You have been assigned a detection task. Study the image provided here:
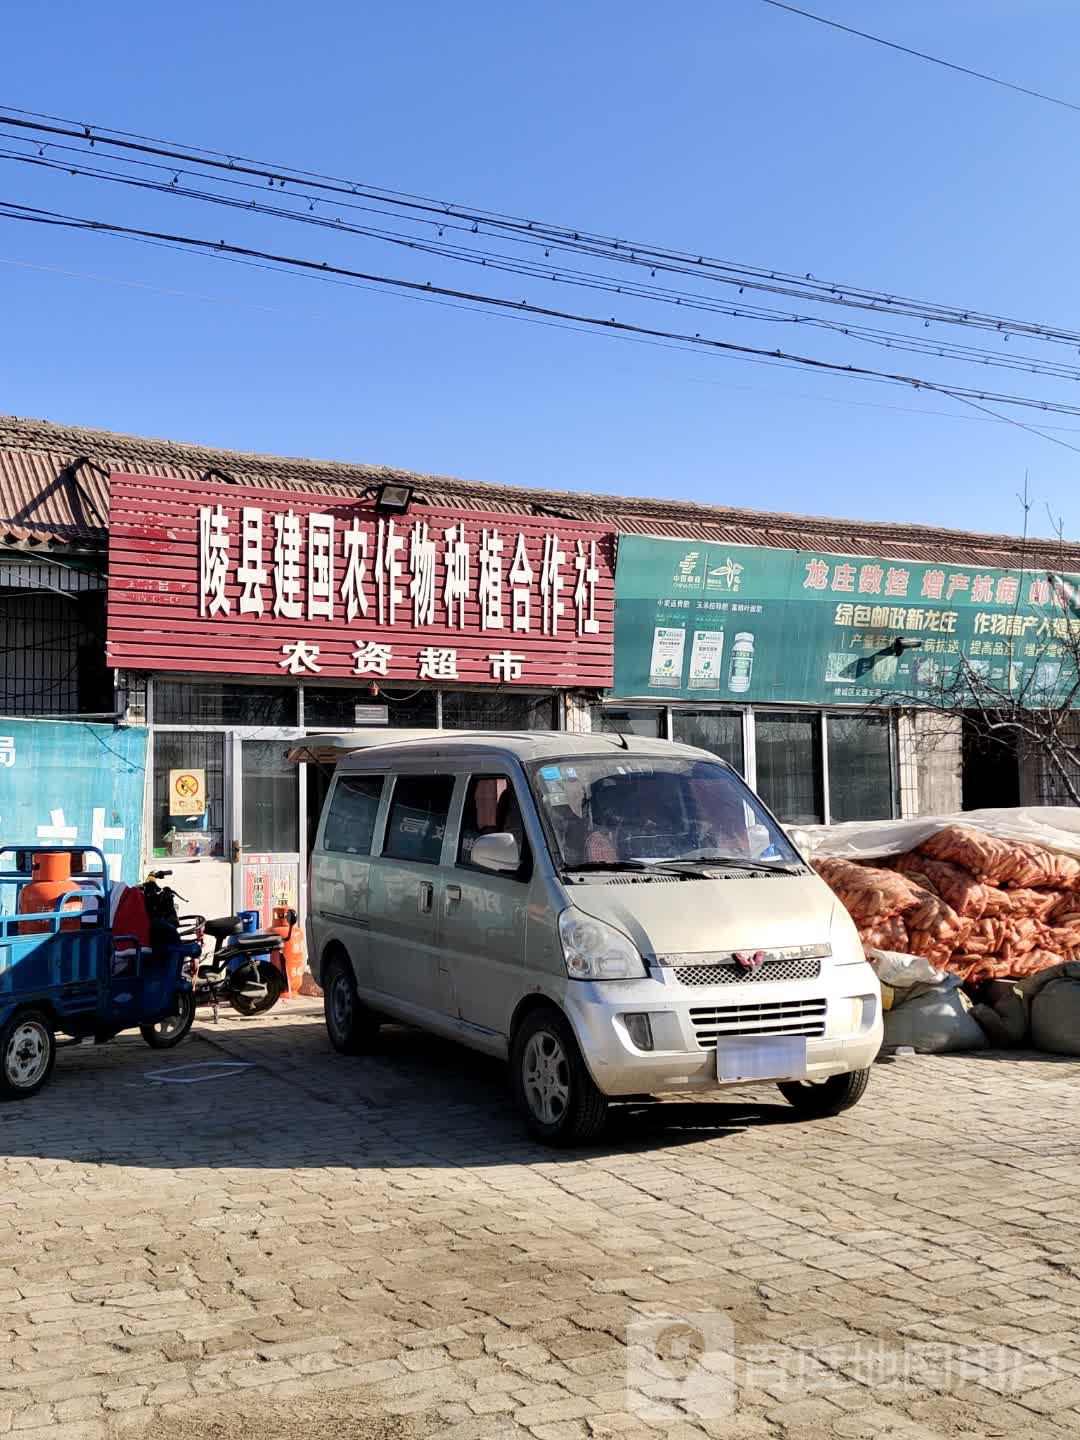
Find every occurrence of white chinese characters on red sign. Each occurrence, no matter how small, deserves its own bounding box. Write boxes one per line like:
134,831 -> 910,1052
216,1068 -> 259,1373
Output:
197,505 -> 602,683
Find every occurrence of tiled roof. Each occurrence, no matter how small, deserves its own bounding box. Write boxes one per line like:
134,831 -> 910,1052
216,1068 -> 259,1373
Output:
1,412 -> 1078,570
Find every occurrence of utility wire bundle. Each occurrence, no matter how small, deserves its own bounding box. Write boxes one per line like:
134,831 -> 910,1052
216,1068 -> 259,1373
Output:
4,102 -> 1080,448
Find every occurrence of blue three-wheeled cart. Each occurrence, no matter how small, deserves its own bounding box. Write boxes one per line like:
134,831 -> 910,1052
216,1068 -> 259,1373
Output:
0,846 -> 197,1099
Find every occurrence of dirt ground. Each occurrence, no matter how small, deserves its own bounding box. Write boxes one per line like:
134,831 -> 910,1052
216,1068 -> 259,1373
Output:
136,1389 -> 431,1439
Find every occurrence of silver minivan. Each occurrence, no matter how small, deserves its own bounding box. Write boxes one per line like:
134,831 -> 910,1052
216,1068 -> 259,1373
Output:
308,732 -> 882,1145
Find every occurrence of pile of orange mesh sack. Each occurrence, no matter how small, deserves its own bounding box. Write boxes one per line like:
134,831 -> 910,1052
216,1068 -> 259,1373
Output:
814,825 -> 1080,981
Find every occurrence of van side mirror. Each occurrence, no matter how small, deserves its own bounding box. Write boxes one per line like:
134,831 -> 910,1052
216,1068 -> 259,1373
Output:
470,832 -> 521,873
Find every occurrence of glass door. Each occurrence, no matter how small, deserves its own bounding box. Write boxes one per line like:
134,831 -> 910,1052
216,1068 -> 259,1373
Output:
232,736 -> 303,930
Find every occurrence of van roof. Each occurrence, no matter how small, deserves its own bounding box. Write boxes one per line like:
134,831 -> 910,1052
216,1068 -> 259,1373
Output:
291,729 -> 710,770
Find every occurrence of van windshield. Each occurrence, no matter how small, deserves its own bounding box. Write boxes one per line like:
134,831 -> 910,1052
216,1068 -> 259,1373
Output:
528,755 -> 800,870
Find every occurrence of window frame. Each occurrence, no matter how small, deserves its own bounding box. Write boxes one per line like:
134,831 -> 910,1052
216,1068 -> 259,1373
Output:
752,709 -> 825,827
321,773 -> 386,856
670,707 -> 746,775
454,772 -> 533,882
239,736 -> 302,856
595,701 -> 899,823
150,729 -> 229,857
822,710 -> 898,824
380,772 -> 458,866
525,752 -> 799,870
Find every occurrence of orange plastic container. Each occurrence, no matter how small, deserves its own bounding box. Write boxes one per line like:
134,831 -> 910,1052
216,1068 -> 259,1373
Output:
271,906 -> 305,998
19,852 -> 83,935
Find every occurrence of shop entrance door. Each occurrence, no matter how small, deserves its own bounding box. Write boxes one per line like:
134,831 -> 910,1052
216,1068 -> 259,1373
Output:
232,737 -> 304,930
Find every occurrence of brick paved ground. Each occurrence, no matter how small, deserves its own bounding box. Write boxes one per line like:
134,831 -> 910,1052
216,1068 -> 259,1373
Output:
1,998 -> 1079,1439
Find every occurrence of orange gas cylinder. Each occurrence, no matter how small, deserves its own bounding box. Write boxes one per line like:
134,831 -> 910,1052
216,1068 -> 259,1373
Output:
271,906 -> 306,998
19,852 -> 82,935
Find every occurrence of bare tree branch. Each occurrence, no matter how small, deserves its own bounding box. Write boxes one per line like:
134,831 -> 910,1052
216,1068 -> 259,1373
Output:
870,490 -> 1080,806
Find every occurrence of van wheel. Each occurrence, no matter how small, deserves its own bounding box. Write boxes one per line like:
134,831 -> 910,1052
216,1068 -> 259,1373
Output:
778,1067 -> 870,1117
510,1006 -> 608,1146
323,954 -> 379,1055
0,1010 -> 56,1100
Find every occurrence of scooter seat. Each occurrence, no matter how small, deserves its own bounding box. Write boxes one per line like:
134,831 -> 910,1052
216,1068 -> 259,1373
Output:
220,931 -> 282,954
204,916 -> 244,940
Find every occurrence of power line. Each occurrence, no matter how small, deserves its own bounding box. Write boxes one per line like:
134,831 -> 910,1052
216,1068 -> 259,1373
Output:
5,196 -> 1080,438
9,141 -> 1080,387
946,392 -> 1080,458
13,246 -> 1080,435
4,102 -> 1080,350
758,0 -> 1080,115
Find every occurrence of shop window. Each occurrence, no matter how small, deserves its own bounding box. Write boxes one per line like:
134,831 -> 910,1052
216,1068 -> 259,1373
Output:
323,775 -> 384,855
457,775 -> 531,878
755,712 -> 824,825
442,692 -> 556,730
154,679 -> 298,725
827,714 -> 895,821
672,710 -> 744,773
304,687 -> 436,729
0,592 -> 106,717
383,775 -> 456,864
153,733 -> 225,857
592,707 -> 665,738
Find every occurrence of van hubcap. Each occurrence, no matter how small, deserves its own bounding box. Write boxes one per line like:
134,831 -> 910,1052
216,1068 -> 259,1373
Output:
330,971 -> 353,1036
522,1031 -> 570,1125
5,1021 -> 49,1088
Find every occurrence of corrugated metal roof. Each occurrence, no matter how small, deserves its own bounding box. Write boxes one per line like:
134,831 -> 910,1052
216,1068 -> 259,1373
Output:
2,412 -> 1079,570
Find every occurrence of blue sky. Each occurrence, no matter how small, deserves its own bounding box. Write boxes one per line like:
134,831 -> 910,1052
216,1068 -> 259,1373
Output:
3,0 -> 1080,540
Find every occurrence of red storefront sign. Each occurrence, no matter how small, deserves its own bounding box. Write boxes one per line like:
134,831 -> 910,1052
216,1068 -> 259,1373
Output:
107,475 -> 616,688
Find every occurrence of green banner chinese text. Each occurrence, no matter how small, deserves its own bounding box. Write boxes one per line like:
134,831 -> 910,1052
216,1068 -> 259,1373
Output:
613,535 -> 1079,706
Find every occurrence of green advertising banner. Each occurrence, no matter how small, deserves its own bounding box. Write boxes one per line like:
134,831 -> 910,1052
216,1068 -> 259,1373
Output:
613,534 -> 1080,705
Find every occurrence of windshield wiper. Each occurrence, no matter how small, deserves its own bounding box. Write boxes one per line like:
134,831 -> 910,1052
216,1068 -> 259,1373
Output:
680,853 -> 803,875
561,859 -> 711,880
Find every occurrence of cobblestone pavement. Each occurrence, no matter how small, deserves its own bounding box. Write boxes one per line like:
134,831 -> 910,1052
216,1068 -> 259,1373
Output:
2,999 -> 1080,1440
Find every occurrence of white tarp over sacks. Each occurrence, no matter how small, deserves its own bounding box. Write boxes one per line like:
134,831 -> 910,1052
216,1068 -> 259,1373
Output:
790,807 -> 1080,863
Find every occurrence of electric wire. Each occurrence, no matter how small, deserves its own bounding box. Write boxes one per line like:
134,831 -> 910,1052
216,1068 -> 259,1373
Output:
758,0 -> 1080,115
4,103 -> 1080,350
12,249 -> 1080,436
5,196 -> 1080,435
7,140 -> 1080,385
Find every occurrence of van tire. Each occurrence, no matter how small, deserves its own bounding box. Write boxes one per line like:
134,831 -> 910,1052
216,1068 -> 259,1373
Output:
510,1006 -> 608,1146
323,954 -> 379,1055
777,1066 -> 870,1117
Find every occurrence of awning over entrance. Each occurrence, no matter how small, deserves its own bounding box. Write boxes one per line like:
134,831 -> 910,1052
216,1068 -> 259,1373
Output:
286,728 -> 446,766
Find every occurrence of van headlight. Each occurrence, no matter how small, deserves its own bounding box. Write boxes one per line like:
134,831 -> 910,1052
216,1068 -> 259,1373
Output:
558,908 -> 647,980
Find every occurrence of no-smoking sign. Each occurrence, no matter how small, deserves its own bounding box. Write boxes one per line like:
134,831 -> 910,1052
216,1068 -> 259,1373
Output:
169,768 -> 206,817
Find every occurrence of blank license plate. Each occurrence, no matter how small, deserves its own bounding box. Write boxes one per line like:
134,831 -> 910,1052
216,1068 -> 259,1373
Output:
715,1035 -> 808,1082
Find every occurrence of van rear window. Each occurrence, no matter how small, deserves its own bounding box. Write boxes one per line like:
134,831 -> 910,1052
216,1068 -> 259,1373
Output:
323,776 -> 384,855
384,775 -> 456,865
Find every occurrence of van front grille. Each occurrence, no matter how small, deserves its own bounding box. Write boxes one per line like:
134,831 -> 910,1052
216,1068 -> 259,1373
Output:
673,957 -> 821,987
690,998 -> 827,1048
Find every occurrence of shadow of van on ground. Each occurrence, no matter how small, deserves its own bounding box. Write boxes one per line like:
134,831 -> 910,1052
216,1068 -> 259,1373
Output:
0,1003 -> 797,1172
